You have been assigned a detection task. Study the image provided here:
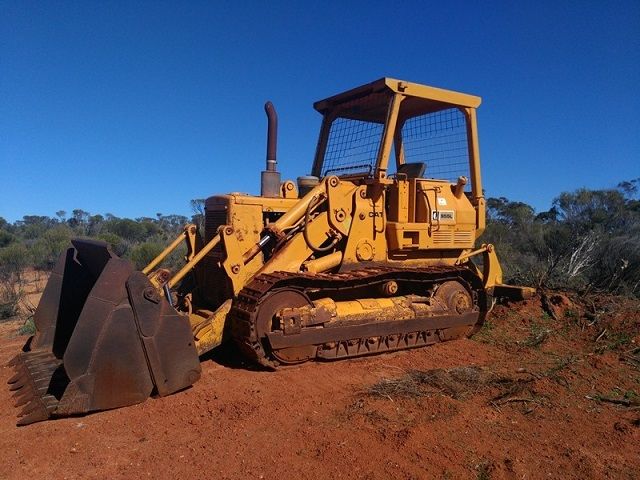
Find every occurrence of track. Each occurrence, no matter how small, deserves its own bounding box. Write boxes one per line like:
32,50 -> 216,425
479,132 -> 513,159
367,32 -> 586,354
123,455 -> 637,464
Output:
230,266 -> 489,368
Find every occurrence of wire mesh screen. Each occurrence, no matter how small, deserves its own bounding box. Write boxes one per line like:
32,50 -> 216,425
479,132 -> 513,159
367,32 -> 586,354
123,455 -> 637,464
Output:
320,92 -> 392,177
321,118 -> 384,176
401,108 -> 470,183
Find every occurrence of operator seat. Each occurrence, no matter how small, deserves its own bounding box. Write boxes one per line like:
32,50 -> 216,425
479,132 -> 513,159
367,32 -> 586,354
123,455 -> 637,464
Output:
397,162 -> 426,179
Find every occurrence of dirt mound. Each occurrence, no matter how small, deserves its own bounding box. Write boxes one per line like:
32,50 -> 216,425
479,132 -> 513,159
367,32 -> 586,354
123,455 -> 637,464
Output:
1,292 -> 638,479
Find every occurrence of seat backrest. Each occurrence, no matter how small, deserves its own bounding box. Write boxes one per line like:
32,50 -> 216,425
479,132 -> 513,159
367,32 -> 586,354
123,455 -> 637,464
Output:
397,162 -> 426,179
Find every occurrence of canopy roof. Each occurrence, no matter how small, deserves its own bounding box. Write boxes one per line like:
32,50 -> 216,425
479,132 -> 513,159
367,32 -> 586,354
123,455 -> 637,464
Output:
313,77 -> 481,123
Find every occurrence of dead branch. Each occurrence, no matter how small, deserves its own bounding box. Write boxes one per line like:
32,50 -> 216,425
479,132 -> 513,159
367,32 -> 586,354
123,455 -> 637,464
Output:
585,395 -> 640,407
594,329 -> 607,342
497,397 -> 542,405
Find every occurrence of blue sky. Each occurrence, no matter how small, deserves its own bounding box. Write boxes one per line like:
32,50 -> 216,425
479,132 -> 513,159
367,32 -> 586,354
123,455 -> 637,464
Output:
1,1 -> 638,222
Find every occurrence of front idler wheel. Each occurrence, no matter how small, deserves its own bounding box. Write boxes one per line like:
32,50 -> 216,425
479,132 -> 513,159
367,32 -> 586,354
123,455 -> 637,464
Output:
255,289 -> 317,365
434,281 -> 476,340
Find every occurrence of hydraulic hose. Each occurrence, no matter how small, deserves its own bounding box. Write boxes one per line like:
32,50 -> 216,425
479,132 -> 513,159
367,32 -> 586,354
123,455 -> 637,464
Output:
303,194 -> 340,253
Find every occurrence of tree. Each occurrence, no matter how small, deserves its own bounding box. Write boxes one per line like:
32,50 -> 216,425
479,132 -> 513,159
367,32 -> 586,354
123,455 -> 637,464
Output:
128,241 -> 165,270
487,197 -> 536,226
483,183 -> 640,295
87,214 -> 104,236
30,225 -> 72,270
0,229 -> 14,248
103,218 -> 147,242
553,189 -> 627,232
617,178 -> 639,199
0,243 -> 29,281
190,198 -> 206,233
68,209 -> 91,235
97,232 -> 127,256
157,214 -> 189,235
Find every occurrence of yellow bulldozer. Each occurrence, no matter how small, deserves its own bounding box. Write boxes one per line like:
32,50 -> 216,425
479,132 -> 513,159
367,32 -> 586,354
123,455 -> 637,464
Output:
8,78 -> 533,425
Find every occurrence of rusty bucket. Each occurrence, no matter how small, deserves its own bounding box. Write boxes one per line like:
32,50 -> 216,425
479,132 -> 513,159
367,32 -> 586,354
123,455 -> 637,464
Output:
8,239 -> 201,425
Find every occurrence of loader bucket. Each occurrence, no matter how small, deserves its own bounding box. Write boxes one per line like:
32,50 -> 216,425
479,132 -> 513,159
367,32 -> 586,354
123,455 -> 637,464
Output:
7,239 -> 201,426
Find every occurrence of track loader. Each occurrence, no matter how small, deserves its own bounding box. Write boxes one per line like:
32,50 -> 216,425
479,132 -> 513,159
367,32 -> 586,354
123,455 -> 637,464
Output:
8,78 -> 534,425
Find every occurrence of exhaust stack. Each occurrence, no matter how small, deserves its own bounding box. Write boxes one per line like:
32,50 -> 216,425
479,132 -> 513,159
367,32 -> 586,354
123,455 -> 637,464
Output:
261,101 -> 281,197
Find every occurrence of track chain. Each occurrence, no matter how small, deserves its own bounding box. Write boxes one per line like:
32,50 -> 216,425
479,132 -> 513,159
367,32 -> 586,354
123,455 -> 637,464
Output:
229,266 -> 485,368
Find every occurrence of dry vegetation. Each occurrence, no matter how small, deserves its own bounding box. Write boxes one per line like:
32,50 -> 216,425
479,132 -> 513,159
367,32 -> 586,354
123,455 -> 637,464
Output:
344,292 -> 640,478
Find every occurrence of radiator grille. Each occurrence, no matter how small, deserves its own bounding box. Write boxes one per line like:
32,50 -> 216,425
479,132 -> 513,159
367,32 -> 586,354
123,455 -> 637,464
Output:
205,210 -> 227,242
204,209 -> 227,258
454,231 -> 473,246
432,231 -> 453,244
432,230 -> 474,246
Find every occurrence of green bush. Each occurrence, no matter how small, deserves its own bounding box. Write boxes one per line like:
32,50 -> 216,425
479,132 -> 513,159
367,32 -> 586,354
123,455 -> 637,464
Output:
103,218 -> 147,242
0,281 -> 21,320
29,225 -> 72,270
127,241 -> 165,270
19,317 -> 36,335
483,182 -> 640,295
0,243 -> 29,281
97,232 -> 128,256
0,229 -> 14,248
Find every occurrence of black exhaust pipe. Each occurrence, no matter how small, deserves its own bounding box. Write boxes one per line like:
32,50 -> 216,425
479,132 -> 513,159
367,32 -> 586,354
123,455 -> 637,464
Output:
261,101 -> 281,197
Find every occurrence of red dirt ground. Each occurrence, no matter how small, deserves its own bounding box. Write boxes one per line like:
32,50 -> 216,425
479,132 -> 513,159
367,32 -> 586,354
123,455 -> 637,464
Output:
1,287 -> 638,479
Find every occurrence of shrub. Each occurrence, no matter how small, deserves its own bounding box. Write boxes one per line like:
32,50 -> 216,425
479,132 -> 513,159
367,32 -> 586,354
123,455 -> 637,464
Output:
97,232 -> 128,256
0,281 -> 21,320
127,241 -> 165,270
103,218 -> 147,242
19,317 -> 36,335
29,225 -> 72,270
0,229 -> 14,248
0,243 -> 29,281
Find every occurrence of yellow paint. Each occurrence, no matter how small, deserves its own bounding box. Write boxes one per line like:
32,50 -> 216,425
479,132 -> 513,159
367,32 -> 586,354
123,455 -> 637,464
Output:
192,299 -> 232,356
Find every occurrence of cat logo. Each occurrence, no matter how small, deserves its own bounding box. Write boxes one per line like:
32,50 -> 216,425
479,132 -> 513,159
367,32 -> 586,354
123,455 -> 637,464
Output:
432,210 -> 455,222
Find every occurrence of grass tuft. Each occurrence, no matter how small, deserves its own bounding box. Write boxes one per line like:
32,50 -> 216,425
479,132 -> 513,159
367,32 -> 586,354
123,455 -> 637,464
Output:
19,316 -> 36,335
0,281 -> 22,320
